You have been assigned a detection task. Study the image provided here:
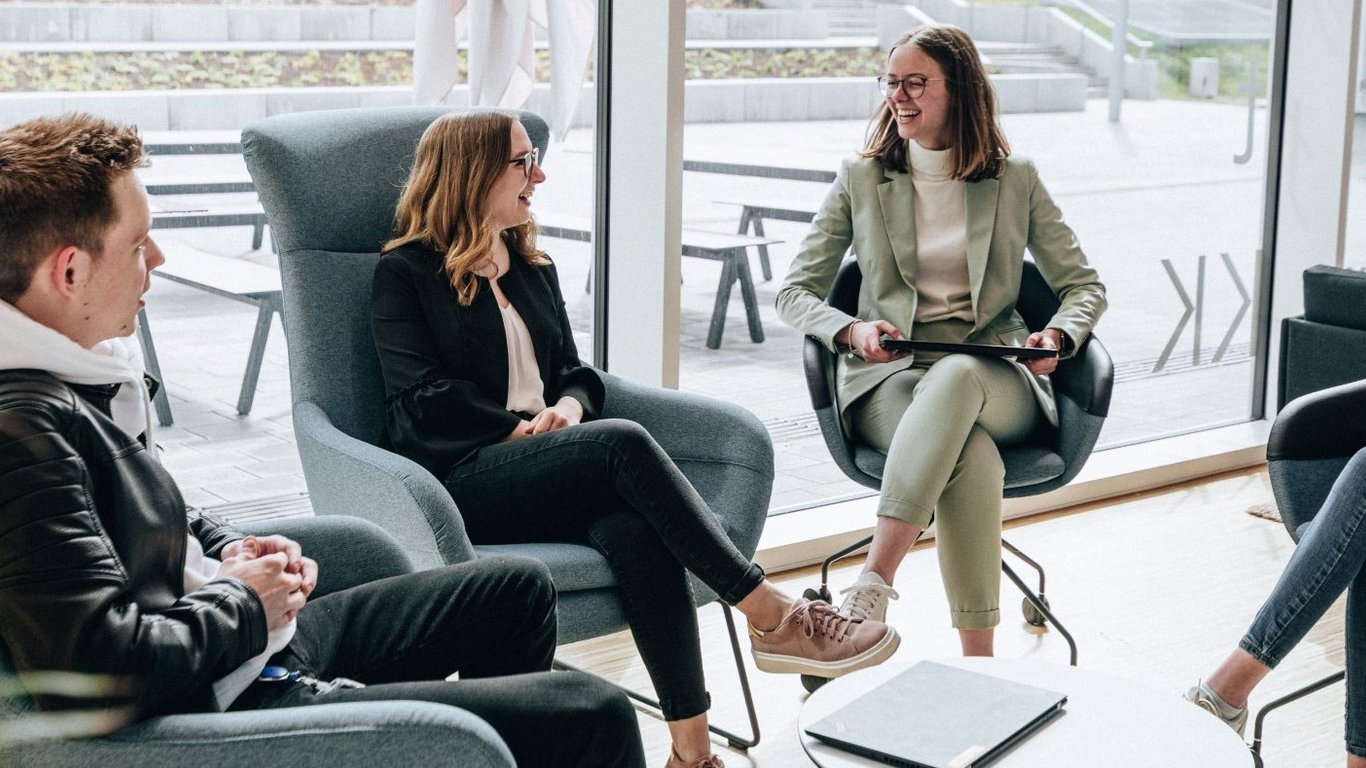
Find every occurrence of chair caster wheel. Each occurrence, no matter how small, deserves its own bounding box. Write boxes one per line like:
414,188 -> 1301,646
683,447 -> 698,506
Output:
803,585 -> 832,603
1023,594 -> 1050,626
802,674 -> 831,693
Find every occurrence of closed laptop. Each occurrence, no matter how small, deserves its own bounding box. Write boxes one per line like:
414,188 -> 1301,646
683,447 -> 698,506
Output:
804,661 -> 1067,768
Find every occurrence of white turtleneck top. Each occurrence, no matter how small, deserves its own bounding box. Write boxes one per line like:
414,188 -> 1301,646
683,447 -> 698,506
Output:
907,140 -> 974,324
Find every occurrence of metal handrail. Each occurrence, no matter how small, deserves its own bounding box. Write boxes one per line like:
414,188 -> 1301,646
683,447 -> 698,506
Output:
1049,0 -> 1155,58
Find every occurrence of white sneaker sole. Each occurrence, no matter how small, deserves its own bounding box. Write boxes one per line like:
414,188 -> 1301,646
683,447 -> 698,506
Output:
751,627 -> 901,678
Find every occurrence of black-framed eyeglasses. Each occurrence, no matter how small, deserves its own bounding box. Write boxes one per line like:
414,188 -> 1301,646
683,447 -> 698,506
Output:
508,148 -> 539,179
876,75 -> 946,99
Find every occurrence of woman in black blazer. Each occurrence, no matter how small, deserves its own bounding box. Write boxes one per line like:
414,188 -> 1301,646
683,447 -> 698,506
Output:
370,111 -> 898,768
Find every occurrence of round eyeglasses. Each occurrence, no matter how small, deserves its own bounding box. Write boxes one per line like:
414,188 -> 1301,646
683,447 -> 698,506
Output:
876,75 -> 947,99
508,148 -> 539,179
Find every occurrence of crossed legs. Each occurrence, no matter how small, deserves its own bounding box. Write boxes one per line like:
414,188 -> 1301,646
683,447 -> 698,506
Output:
852,354 -> 1039,652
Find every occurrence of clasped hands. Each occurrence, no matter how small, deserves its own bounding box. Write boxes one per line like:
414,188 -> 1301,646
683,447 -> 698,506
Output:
507,396 -> 584,441
842,319 -> 1064,375
218,535 -> 318,632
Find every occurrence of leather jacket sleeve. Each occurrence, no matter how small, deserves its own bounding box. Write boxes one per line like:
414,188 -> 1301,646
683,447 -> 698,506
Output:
0,389 -> 267,718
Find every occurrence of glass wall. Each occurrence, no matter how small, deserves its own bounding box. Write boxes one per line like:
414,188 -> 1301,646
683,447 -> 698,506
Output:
0,0 -> 600,508
675,0 -> 1281,514
1343,20 -> 1366,271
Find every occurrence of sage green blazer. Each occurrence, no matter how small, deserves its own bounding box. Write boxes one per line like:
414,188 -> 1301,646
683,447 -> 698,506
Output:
776,154 -> 1107,426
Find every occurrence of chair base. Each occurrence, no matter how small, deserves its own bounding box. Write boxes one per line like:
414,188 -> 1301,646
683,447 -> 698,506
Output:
809,534 -> 1078,666
1248,669 -> 1345,768
553,601 -> 761,751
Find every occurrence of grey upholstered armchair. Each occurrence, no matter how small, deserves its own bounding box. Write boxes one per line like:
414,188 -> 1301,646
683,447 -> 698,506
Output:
241,106 -> 772,748
0,516 -> 514,768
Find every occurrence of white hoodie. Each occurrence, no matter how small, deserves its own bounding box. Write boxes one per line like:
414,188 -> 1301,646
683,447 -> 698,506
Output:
0,301 -> 295,709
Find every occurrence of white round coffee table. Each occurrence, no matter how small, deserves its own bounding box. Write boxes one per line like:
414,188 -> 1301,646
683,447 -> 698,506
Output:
800,657 -> 1253,767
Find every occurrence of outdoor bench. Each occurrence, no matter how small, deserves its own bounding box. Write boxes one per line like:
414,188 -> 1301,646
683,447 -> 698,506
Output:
137,245 -> 283,425
535,212 -> 779,349
715,199 -> 820,281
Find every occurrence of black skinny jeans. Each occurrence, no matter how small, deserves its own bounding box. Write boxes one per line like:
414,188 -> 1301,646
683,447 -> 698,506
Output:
230,557 -> 645,768
444,418 -> 766,721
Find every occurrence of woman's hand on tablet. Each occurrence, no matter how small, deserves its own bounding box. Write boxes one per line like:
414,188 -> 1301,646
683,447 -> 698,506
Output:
844,319 -> 907,363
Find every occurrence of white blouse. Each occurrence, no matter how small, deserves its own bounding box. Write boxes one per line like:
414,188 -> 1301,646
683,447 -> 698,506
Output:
499,299 -> 547,415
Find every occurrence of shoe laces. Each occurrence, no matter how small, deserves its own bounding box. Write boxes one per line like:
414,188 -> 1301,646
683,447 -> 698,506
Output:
668,748 -> 725,768
838,580 -> 899,622
794,600 -> 855,642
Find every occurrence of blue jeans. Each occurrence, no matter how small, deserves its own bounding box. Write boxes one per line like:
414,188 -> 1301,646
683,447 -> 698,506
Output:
444,418 -> 766,721
1240,448 -> 1366,757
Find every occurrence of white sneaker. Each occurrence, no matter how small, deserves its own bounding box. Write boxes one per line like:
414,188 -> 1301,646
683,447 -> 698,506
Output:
838,572 -> 899,623
1185,680 -> 1248,736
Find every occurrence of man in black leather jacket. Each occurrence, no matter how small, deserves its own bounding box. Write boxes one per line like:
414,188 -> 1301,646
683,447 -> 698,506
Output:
0,113 -> 645,768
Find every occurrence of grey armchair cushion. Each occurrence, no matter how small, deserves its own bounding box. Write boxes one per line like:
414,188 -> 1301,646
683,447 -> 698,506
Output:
1277,266 -> 1366,408
1303,265 -> 1366,331
3,701 -> 514,768
243,106 -> 774,646
0,516 -> 512,767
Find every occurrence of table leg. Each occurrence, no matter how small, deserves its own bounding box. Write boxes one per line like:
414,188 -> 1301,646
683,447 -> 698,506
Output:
237,294 -> 279,415
708,256 -> 737,350
751,216 -> 773,282
734,249 -> 765,343
136,309 -> 175,427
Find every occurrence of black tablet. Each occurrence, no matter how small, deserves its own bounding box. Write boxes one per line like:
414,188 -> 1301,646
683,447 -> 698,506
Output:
880,339 -> 1059,360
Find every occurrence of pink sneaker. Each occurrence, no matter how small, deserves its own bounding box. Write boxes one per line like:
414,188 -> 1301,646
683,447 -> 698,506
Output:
748,599 -> 900,678
663,747 -> 725,768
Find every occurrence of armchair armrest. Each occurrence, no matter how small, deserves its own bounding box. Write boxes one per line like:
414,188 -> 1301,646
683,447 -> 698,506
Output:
1267,379 -> 1366,540
4,701 -> 512,768
236,516 -> 414,599
293,400 -> 476,571
598,373 -> 773,560
1268,379 -> 1366,463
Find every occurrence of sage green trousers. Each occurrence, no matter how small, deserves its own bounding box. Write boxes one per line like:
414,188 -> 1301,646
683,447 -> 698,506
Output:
850,352 -> 1041,630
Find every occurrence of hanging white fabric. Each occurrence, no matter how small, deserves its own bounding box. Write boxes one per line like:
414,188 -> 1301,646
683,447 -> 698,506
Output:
413,0 -> 596,140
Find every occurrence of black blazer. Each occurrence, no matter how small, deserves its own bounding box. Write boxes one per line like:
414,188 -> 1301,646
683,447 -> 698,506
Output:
371,243 -> 605,478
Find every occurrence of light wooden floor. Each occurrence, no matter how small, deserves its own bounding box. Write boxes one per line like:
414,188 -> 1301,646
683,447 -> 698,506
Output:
556,466 -> 1352,767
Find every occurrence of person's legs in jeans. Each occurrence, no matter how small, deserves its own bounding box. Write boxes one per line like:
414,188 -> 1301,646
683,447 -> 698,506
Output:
232,557 -> 645,768
1197,449 -> 1366,763
850,355 -> 1038,655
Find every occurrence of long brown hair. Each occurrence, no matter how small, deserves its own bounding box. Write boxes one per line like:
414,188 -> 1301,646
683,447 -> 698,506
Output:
383,110 -> 546,306
860,25 -> 1010,182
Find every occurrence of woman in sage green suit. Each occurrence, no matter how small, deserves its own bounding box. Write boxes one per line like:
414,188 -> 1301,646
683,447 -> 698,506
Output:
776,24 -> 1106,657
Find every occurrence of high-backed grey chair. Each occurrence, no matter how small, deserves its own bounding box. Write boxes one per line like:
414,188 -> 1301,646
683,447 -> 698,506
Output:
241,106 -> 771,748
1247,378 -> 1366,766
798,258 -> 1114,686
0,517 -> 514,768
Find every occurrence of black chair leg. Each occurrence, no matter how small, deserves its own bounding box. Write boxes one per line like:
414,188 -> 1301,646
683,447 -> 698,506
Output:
1000,561 -> 1078,666
553,601 -> 761,750
1002,538 -> 1046,595
1248,669 -> 1344,767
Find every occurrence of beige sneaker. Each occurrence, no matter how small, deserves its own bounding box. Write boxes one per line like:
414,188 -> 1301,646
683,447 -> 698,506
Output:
1185,680 -> 1248,736
838,571 -> 899,623
749,599 -> 900,678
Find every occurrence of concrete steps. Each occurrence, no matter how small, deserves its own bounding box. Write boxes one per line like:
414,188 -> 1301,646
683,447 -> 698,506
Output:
808,0 -> 878,38
980,42 -> 1108,94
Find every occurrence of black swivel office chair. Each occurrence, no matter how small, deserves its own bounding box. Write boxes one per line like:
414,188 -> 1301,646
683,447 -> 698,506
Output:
800,259 -> 1114,690
1248,378 -> 1366,766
